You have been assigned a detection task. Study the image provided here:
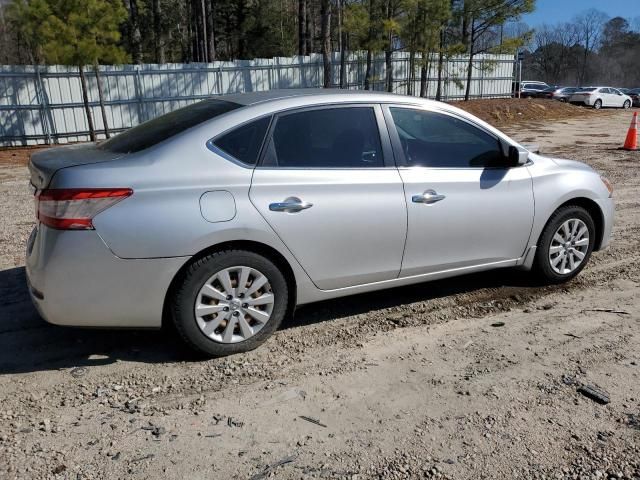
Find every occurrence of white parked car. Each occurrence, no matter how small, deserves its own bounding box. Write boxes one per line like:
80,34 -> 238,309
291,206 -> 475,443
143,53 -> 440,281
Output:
569,87 -> 632,109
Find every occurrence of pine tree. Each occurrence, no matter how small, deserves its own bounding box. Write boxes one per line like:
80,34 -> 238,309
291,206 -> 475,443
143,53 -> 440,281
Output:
9,0 -> 128,140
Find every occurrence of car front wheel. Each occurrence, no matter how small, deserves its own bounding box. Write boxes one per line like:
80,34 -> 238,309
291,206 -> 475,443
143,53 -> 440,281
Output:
534,205 -> 596,283
172,250 -> 289,356
623,100 -> 631,109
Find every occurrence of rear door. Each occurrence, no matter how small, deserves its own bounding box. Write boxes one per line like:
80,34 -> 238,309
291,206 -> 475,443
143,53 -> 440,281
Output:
249,104 -> 407,290
384,105 -> 534,276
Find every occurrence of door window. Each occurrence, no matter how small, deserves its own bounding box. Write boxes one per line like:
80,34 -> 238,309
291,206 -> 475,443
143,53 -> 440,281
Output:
389,108 -> 505,168
212,116 -> 271,165
262,107 -> 384,168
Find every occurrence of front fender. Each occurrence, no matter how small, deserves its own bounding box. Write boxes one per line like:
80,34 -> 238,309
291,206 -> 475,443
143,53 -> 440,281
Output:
526,156 -> 613,252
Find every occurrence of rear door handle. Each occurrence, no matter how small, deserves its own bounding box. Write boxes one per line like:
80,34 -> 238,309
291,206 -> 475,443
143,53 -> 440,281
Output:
269,197 -> 313,213
412,190 -> 446,204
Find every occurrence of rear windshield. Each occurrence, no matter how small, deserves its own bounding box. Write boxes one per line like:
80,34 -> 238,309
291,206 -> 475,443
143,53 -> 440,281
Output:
577,88 -> 597,92
99,99 -> 242,153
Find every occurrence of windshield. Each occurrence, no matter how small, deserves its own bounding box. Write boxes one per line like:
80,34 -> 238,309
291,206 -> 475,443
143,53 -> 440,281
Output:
99,99 -> 242,154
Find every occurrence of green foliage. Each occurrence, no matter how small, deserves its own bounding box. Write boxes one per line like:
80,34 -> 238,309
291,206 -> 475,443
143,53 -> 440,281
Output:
8,0 -> 128,65
5,0 -> 540,66
6,0 -> 51,61
343,2 -> 369,43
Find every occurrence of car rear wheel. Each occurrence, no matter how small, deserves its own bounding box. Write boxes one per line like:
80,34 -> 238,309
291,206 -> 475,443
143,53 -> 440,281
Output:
593,99 -> 602,110
623,100 -> 631,109
172,250 -> 288,356
533,205 -> 596,283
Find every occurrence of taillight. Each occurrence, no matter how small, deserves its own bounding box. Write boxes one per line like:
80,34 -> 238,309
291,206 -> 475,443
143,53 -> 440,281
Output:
36,188 -> 133,230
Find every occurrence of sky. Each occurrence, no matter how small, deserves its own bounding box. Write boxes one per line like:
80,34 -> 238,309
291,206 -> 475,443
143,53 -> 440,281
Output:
523,0 -> 640,27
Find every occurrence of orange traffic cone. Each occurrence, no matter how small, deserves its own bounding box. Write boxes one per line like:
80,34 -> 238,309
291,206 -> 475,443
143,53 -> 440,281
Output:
623,112 -> 639,151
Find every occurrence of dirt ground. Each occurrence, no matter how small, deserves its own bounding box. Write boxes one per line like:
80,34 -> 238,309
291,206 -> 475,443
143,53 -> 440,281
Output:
1,105 -> 639,480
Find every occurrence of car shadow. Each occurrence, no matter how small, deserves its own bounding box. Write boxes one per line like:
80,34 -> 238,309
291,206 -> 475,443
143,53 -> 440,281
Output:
0,265 -> 543,374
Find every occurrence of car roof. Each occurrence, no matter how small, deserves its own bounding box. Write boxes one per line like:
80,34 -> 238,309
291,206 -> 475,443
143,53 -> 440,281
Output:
217,88 -> 415,106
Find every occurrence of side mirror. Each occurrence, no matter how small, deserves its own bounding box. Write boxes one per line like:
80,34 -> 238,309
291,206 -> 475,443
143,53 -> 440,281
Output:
508,145 -> 529,166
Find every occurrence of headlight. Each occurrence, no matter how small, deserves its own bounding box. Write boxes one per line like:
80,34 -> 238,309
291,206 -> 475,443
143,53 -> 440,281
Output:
600,176 -> 613,197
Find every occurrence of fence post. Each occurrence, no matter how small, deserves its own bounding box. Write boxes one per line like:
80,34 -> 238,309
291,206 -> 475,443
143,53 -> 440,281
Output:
35,66 -> 53,145
480,57 -> 484,99
134,67 -> 144,123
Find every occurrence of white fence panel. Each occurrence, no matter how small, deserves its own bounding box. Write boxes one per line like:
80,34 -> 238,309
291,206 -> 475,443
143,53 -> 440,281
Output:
0,52 -> 515,146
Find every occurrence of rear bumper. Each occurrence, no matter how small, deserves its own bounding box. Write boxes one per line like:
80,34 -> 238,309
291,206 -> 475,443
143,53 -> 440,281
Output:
26,225 -> 187,328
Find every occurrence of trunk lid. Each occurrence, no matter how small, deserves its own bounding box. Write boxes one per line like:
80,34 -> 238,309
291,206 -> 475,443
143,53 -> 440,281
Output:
29,143 -> 125,189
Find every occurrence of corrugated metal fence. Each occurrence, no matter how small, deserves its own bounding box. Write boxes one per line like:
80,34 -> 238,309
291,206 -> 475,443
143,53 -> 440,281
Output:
0,51 -> 516,146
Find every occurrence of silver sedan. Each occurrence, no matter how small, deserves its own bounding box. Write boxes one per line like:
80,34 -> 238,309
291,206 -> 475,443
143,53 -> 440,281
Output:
26,90 -> 614,356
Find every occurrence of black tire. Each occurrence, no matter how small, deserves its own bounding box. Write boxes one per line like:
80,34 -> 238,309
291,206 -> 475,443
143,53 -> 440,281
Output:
593,99 -> 602,110
533,205 -> 596,284
172,250 -> 289,357
623,100 -> 631,109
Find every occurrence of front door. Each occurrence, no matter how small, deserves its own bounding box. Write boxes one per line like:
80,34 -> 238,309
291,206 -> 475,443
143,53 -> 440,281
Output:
249,105 -> 407,290
384,106 -> 535,276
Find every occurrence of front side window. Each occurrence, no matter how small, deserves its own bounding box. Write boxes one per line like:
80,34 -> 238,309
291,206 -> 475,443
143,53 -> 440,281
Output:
212,116 -> 271,165
389,108 -> 505,168
263,107 -> 384,168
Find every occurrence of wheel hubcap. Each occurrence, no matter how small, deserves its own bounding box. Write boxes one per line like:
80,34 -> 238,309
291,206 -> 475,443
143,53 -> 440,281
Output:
548,218 -> 590,275
194,266 -> 274,344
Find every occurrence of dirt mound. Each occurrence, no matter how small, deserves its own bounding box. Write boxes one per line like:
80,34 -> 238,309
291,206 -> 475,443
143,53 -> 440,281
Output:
453,98 -> 596,126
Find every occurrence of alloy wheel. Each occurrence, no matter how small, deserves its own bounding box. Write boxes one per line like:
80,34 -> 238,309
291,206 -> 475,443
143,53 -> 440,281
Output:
194,266 -> 275,343
548,218 -> 590,275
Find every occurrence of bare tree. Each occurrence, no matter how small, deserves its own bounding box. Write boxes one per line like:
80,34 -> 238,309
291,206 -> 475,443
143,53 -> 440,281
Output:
152,0 -> 166,63
298,0 -> 307,55
320,0 -> 332,87
575,9 -> 608,85
126,0 -> 143,64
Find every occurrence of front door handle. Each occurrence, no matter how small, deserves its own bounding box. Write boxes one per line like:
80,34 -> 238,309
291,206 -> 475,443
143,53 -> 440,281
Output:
412,190 -> 446,204
269,197 -> 313,213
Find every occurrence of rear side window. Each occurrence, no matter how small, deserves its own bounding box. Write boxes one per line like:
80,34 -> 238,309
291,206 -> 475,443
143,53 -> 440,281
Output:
99,99 -> 242,154
389,108 -> 504,168
212,116 -> 271,165
263,107 -> 384,168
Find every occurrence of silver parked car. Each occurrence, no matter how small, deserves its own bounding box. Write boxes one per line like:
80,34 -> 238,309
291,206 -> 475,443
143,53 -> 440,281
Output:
26,90 -> 614,356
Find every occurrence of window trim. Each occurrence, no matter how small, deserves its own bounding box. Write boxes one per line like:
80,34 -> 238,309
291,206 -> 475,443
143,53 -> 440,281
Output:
207,114 -> 274,168
255,103 -> 395,170
381,104 -> 514,170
